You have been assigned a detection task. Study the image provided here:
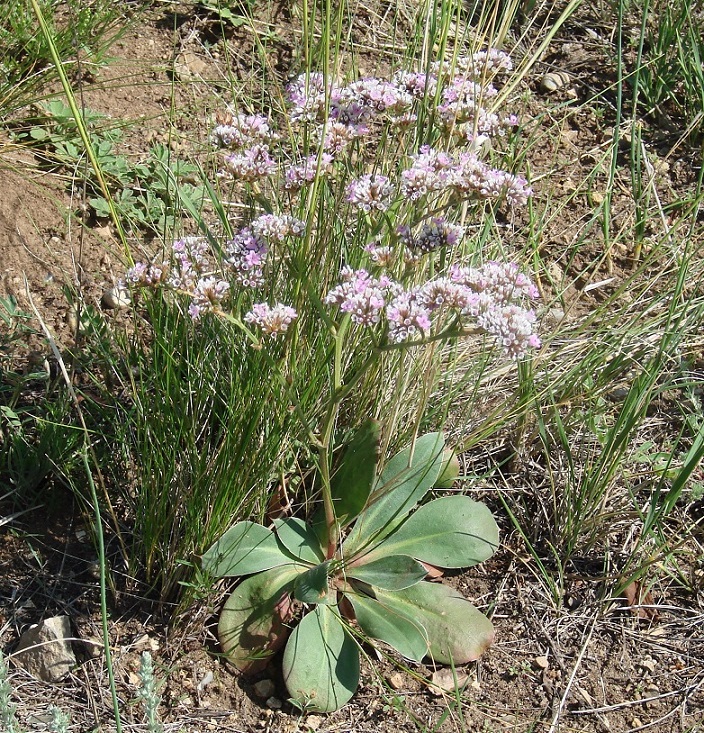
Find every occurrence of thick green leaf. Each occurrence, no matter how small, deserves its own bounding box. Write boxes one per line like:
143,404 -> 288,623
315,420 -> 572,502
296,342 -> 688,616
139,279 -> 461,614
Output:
361,496 -> 499,568
283,606 -> 360,712
435,449 -> 460,488
347,590 -> 429,661
330,419 -> 381,527
294,561 -> 335,605
218,564 -> 303,674
346,554 -> 427,590
372,582 -> 494,664
274,517 -> 325,564
202,521 -> 293,577
343,432 -> 445,556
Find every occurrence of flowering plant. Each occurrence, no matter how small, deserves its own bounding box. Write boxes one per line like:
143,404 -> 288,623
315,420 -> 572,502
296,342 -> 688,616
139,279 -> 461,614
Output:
125,49 -> 540,710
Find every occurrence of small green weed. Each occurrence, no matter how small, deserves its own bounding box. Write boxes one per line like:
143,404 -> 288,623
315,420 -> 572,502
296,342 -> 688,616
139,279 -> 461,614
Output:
19,100 -> 205,234
198,0 -> 253,28
0,296 -> 35,358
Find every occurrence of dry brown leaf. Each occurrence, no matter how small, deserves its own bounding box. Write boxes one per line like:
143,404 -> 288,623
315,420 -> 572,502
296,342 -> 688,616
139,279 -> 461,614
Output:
429,668 -> 469,695
620,580 -> 660,621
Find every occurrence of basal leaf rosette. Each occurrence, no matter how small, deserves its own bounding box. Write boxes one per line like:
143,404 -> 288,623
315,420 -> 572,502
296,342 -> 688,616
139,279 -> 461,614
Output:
202,428 -> 499,712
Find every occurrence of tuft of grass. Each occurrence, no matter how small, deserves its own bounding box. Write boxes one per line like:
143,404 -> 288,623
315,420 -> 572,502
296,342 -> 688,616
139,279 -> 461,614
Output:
625,0 -> 704,139
0,0 -> 132,120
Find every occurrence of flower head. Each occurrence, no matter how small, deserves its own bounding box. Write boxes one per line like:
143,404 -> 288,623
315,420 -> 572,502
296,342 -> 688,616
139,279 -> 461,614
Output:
125,261 -> 167,286
223,145 -> 277,181
169,237 -> 210,290
211,113 -> 273,149
450,261 -> 539,303
476,303 -> 541,358
285,153 -> 334,191
244,303 -> 298,336
325,267 -> 395,326
346,174 -> 394,212
287,73 -> 331,122
386,289 -> 432,343
400,218 -> 465,253
250,214 -> 306,241
187,276 -> 230,321
225,228 -> 268,288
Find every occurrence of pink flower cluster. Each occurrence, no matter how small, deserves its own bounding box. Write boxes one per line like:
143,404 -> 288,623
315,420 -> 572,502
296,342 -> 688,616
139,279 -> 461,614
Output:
125,237 -> 231,322
211,112 -> 274,149
345,174 -> 395,212
223,144 -> 277,181
123,213 -> 305,324
400,145 -> 532,205
225,228 -> 268,288
139,47 -> 538,353
226,214 -> 305,287
212,48 -> 527,205
325,267 -> 397,326
285,153 -> 334,191
285,49 -> 514,134
244,302 -> 297,337
125,261 -> 166,286
326,261 -> 541,356
285,73 -> 331,122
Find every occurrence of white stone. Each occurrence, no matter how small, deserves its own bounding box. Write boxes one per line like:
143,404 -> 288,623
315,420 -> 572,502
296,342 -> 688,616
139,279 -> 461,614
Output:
14,616 -> 76,682
101,286 -> 131,309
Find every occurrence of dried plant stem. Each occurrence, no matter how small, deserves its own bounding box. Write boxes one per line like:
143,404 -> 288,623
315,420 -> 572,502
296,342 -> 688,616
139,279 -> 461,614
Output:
24,283 -> 124,733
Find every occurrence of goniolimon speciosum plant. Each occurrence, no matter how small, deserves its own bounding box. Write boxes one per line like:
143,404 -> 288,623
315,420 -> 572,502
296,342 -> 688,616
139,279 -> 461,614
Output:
201,425 -> 500,712
125,49 -> 540,711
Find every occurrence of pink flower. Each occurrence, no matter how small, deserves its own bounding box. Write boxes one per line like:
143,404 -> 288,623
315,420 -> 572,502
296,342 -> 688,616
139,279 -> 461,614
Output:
250,214 -> 306,241
284,153 -> 334,191
187,277 -> 230,321
346,174 -> 394,211
225,228 -> 268,288
325,267 -> 395,325
210,113 -> 273,149
287,73 -> 331,122
244,303 -> 298,336
223,145 -> 276,181
386,290 -> 432,343
476,303 -> 541,358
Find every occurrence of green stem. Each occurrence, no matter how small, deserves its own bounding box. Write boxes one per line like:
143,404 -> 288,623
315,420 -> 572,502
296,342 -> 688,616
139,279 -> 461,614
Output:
218,310 -> 323,448
318,315 -> 352,557
81,450 -> 123,733
29,0 -> 129,259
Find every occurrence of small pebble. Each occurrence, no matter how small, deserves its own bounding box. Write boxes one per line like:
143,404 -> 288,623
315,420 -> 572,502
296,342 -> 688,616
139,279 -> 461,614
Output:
388,672 -> 405,690
102,286 -> 131,309
265,696 -> 282,709
540,70 -> 571,93
198,670 -> 214,692
253,679 -> 276,699
534,655 -> 549,670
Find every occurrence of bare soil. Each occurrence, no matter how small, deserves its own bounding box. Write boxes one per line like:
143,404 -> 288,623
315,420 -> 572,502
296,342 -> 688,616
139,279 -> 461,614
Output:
1,2 -> 703,732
